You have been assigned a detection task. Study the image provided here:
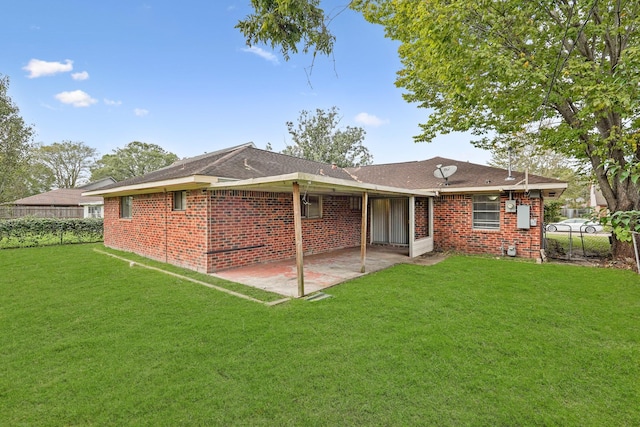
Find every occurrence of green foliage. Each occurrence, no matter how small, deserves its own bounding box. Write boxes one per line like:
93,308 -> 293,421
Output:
0,217 -> 103,248
90,141 -> 179,182
282,106 -> 373,167
2,247 -> 640,425
23,161 -> 56,195
0,75 -> 35,203
33,141 -> 97,188
544,200 -> 563,224
600,210 -> 640,243
236,0 -> 335,60
360,0 -> 640,216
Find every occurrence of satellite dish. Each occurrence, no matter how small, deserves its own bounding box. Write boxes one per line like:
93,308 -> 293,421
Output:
433,165 -> 457,185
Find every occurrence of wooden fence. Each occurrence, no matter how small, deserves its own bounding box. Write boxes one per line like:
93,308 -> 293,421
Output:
0,206 -> 84,219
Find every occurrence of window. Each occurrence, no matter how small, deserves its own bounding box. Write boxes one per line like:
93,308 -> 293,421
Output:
349,196 -> 362,211
173,191 -> 187,211
120,196 -> 133,218
473,195 -> 500,229
88,205 -> 102,218
301,195 -> 322,219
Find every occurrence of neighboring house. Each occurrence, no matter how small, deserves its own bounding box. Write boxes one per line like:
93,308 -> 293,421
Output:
590,184 -> 608,214
6,178 -> 116,219
84,143 -> 567,278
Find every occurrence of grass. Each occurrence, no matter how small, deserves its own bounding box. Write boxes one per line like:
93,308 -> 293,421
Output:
96,245 -> 285,303
1,244 -> 639,426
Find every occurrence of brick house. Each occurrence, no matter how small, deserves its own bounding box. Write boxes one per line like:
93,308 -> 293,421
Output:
84,143 -> 566,277
5,177 -> 116,219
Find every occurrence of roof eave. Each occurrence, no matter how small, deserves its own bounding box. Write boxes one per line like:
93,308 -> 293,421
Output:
82,175 -> 220,197
209,172 -> 435,197
430,182 -> 568,198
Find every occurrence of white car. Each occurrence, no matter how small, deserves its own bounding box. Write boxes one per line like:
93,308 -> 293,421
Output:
545,218 -> 603,233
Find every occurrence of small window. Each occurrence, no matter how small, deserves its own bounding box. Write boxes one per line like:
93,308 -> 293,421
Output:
301,195 -> 322,219
120,196 -> 133,218
473,195 -> 500,229
350,197 -> 362,211
88,206 -> 102,218
173,191 -> 187,211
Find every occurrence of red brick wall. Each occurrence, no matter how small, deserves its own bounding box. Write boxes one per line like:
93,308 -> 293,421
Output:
103,191 -> 208,272
207,190 -> 362,272
103,189 -> 542,273
433,193 -> 543,258
166,191 -> 209,272
414,197 -> 430,239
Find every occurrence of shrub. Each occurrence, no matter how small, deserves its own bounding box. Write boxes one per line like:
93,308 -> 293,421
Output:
544,201 -> 563,224
0,217 -> 103,248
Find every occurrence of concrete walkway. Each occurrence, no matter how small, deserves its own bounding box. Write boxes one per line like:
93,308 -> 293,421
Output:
212,246 -> 446,298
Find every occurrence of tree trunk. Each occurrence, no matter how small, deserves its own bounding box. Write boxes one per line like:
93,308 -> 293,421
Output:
612,239 -> 634,260
591,154 -> 640,260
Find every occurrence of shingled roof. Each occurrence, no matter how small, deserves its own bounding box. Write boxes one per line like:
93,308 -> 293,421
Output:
87,143 -> 566,197
347,157 -> 566,193
11,188 -> 103,206
96,143 -> 357,191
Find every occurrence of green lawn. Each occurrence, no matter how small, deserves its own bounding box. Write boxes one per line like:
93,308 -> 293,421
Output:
2,244 -> 639,426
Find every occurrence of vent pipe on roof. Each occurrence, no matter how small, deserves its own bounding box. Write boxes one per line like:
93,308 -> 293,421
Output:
505,146 -> 515,181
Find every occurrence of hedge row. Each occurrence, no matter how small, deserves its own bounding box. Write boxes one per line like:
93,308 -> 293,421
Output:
0,217 -> 104,249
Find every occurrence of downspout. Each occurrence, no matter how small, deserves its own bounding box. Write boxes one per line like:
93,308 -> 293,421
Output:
206,189 -> 211,273
164,188 -> 168,264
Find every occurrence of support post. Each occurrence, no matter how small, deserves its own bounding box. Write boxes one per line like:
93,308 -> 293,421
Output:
360,192 -> 368,273
409,196 -> 415,258
292,182 -> 304,297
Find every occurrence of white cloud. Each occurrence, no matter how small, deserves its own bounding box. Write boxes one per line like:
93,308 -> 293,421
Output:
242,46 -> 279,64
354,112 -> 389,127
134,108 -> 149,117
71,71 -> 89,81
54,90 -> 97,107
104,98 -> 122,106
24,59 -> 73,78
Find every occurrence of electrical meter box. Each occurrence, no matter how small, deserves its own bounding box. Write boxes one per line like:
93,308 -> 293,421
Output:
505,199 -> 517,213
517,205 -> 530,229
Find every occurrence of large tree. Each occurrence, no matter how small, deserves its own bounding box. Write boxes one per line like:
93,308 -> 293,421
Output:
0,75 -> 35,203
238,0 -> 640,258
90,141 -> 178,182
282,106 -> 373,167
33,141 -> 97,189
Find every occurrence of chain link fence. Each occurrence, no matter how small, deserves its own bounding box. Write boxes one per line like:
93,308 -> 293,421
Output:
543,226 -> 612,261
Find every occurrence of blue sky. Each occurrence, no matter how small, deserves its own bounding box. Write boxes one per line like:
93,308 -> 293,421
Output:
3,1 -> 492,165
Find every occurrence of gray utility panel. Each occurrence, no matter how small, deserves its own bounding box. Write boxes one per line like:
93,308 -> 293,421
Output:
517,205 -> 530,229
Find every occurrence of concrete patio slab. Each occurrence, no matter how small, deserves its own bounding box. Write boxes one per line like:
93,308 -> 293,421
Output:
211,246 -> 446,298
